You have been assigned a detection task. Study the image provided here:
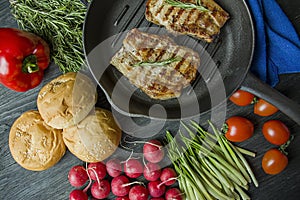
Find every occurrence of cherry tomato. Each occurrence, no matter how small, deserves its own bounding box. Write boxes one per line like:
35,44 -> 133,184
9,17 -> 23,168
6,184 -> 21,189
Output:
262,148 -> 288,175
224,116 -> 254,142
262,120 -> 290,145
229,90 -> 255,106
254,98 -> 278,116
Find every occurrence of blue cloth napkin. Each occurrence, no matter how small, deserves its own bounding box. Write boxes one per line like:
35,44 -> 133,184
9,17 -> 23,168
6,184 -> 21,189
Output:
246,0 -> 300,87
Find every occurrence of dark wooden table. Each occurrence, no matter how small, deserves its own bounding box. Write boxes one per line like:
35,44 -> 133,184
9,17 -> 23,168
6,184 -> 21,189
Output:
0,0 -> 299,199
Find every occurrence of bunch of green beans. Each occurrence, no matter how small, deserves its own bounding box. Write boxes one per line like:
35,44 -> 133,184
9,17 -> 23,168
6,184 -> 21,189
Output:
165,121 -> 258,200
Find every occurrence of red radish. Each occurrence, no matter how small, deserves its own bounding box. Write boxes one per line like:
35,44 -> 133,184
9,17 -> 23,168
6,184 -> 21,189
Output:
111,175 -> 131,197
91,179 -> 111,199
116,196 -> 130,200
87,162 -> 107,181
129,185 -> 149,200
160,168 -> 177,186
165,188 -> 183,200
106,158 -> 122,177
148,181 -> 166,198
124,159 -> 143,178
150,198 -> 165,200
143,140 -> 164,163
69,189 -> 88,200
143,162 -> 161,181
68,165 -> 88,187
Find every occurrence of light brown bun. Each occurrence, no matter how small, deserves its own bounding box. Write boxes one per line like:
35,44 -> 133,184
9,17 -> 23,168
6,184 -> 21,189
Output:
37,72 -> 97,129
63,108 -> 122,162
9,110 -> 66,171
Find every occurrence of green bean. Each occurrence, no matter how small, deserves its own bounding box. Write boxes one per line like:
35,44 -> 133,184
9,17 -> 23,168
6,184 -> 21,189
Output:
182,163 -> 213,200
229,142 -> 259,187
208,156 -> 248,186
233,182 -> 251,200
220,136 -> 251,183
209,121 -> 237,168
201,156 -> 234,190
236,146 -> 256,157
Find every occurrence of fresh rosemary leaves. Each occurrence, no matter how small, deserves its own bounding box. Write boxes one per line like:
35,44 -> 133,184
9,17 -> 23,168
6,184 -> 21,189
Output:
165,0 -> 210,12
133,57 -> 182,67
9,0 -> 90,73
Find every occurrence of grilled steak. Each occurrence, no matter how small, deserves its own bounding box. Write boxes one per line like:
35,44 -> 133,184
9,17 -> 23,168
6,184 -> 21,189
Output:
110,29 -> 200,100
145,0 -> 229,42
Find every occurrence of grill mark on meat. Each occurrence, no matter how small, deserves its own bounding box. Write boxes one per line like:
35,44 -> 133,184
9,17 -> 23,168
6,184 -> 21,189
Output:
174,52 -> 188,71
185,8 -> 196,25
110,29 -> 200,100
154,1 -> 164,17
171,46 -> 181,58
163,6 -> 174,22
155,49 -> 167,62
145,0 -> 229,42
195,11 -> 206,28
172,8 -> 185,26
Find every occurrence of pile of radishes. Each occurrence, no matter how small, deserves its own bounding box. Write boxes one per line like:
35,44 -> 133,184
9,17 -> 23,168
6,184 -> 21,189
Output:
68,139 -> 183,200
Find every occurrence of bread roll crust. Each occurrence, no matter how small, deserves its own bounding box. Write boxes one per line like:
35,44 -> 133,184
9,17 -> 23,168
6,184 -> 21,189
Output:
9,110 -> 66,171
37,72 -> 97,129
63,108 -> 122,162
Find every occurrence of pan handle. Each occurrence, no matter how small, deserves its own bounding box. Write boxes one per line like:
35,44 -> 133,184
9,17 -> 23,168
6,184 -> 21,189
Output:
240,72 -> 300,125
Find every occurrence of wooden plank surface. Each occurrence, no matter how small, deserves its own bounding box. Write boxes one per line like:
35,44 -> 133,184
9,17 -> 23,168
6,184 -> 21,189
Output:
0,0 -> 300,199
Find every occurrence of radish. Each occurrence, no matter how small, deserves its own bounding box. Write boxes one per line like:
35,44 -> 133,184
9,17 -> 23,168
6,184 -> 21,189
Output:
160,167 -> 177,186
150,198 -> 165,200
106,158 -> 122,177
143,140 -> 164,163
143,162 -> 161,181
68,165 -> 88,187
87,162 -> 107,181
165,188 -> 183,200
111,175 -> 131,197
129,185 -> 149,200
111,175 -> 144,197
91,179 -> 111,199
148,181 -> 166,198
124,159 -> 143,178
69,189 -> 88,200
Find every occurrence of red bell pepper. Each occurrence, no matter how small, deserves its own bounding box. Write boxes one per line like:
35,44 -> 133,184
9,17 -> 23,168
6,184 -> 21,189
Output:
0,28 -> 50,92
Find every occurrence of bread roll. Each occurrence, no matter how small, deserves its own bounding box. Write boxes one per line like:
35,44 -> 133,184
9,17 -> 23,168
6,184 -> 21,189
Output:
9,110 -> 66,171
37,72 -> 97,129
63,108 -> 122,163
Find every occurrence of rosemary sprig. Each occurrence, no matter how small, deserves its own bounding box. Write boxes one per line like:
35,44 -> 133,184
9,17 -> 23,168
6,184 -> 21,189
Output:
133,56 -> 182,67
165,0 -> 210,12
9,0 -> 91,73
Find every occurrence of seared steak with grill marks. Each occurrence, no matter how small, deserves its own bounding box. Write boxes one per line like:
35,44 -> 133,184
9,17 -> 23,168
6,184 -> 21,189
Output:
110,29 -> 200,100
145,0 -> 229,42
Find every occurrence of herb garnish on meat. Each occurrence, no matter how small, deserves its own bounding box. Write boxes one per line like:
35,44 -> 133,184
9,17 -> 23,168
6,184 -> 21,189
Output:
133,57 -> 182,67
165,0 -> 210,12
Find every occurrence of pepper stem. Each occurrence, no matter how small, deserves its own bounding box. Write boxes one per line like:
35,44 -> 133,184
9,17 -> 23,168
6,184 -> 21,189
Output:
22,55 -> 39,73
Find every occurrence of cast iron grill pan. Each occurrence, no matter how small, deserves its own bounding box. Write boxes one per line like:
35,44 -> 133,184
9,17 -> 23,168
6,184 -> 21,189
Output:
83,0 -> 255,119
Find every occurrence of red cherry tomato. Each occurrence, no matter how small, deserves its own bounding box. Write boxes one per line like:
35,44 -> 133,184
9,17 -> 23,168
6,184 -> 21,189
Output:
229,90 -> 255,106
262,120 -> 290,145
262,148 -> 288,175
224,116 -> 254,142
254,99 -> 278,116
